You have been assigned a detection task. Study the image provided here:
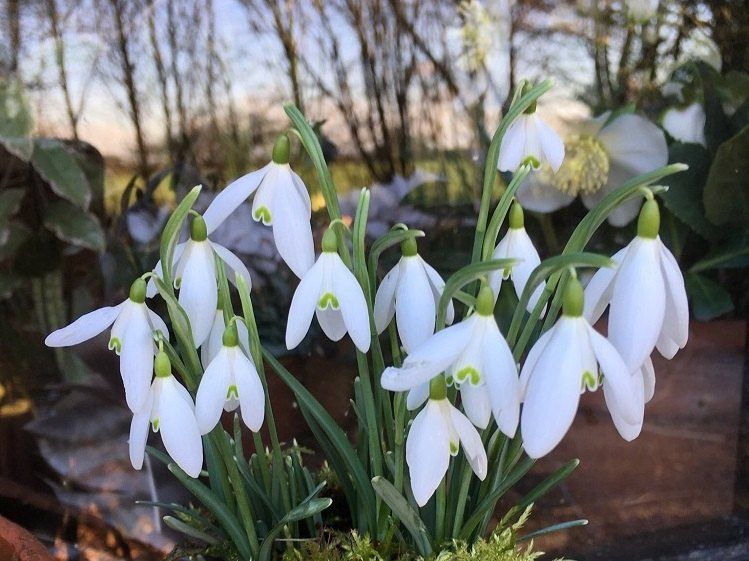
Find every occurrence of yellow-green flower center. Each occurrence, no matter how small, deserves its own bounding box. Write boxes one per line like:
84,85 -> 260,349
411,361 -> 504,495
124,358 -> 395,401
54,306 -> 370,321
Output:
551,134 -> 610,196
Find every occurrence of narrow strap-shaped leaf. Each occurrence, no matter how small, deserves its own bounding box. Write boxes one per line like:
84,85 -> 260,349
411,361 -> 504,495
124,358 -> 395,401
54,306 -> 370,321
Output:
518,518 -> 588,542
163,515 -> 219,545
371,476 -> 433,557
516,458 -> 579,510
159,184 -> 201,288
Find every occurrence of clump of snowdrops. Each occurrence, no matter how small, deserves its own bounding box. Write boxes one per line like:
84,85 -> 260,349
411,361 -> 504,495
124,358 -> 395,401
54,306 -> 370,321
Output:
46,79 -> 688,560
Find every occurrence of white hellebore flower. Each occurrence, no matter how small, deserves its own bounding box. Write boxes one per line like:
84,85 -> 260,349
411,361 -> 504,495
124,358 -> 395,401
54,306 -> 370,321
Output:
202,134 -> 314,278
407,395 -> 487,507
286,228 -> 371,353
195,323 -> 265,434
520,277 -> 639,458
129,351 -> 203,478
626,0 -> 658,22
662,103 -> 707,147
45,278 -> 167,413
147,214 -> 252,348
498,108 -> 565,173
516,111 -> 667,226
488,202 -> 544,312
381,286 -> 520,435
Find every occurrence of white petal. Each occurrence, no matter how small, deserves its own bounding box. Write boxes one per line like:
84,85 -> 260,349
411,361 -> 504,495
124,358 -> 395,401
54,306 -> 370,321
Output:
460,383 -> 491,429
178,242 -> 218,347
586,323 -> 639,424
488,233 -> 510,300
316,306 -> 347,341
449,404 -> 488,480
286,258 -> 325,349
290,170 -> 313,214
662,103 -> 706,147
583,245 -> 629,324
608,239 -> 665,371
579,165 -> 640,227
395,257 -> 436,353
201,311 -> 225,369
120,305 -> 156,412
518,326 -> 555,399
498,116 -> 527,172
233,349 -> 265,431
44,302 -> 123,347
598,114 -> 668,176
195,348 -> 232,434
657,241 -> 689,356
381,318 -> 474,392
642,356 -> 656,402
332,256 -> 371,352
147,307 -> 169,340
203,165 -> 269,233
515,173 -> 575,214
534,116 -> 565,172
604,367 -> 644,442
406,401 -> 450,506
128,389 -> 153,470
420,258 -> 454,325
406,382 -> 430,411
520,318 -> 583,458
482,321 -> 520,437
272,167 -> 314,278
147,242 -> 187,297
210,241 -> 253,289
508,228 -> 544,313
159,377 -> 204,478
374,262 -> 400,334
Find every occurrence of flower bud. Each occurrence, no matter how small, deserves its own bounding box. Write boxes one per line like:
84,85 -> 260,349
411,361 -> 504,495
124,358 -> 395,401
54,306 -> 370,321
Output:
400,237 -> 418,257
154,350 -> 171,378
509,201 -> 525,229
321,227 -> 338,253
272,134 -> 290,165
190,214 -> 208,242
476,285 -> 495,316
562,276 -> 584,317
129,278 -> 147,303
637,199 -> 660,239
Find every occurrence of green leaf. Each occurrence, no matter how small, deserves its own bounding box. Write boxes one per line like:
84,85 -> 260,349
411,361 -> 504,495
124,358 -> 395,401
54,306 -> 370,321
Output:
0,188 -> 25,244
371,476 -> 433,556
160,185 -> 201,288
32,139 -> 91,209
703,124 -> 749,226
518,518 -> 588,542
516,458 -> 579,510
685,272 -> 734,321
690,231 -> 749,272
0,136 -> 33,162
43,199 -> 105,251
258,486 -> 332,561
0,271 -> 19,299
660,143 -> 718,239
163,516 -> 219,545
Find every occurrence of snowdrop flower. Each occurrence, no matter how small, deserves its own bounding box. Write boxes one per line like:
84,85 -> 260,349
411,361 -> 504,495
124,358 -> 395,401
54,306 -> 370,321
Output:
516,111 -> 668,226
202,134 -> 314,278
195,322 -> 265,434
498,105 -> 565,173
605,357 -> 655,441
520,276 -> 639,458
202,307 -> 251,368
407,385 -> 487,506
45,278 -> 168,413
626,0 -> 658,22
286,227 -> 371,353
584,199 -> 689,372
488,202 -> 544,312
382,286 -> 520,435
662,103 -> 706,147
129,351 -> 203,478
147,214 -> 252,348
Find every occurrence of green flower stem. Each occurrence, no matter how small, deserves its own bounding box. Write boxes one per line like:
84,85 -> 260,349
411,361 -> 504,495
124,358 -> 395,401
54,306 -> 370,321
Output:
471,80 -> 553,268
450,462 -> 474,538
435,480 -> 447,544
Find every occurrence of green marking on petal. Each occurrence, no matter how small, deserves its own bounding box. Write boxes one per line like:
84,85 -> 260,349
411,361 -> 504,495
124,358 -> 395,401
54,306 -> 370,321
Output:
445,375 -> 455,387
317,292 -> 340,310
108,337 -> 121,355
253,206 -> 272,225
151,419 -> 159,432
455,366 -> 480,385
449,440 -> 459,456
227,384 -> 239,399
522,155 -> 540,169
581,370 -> 598,392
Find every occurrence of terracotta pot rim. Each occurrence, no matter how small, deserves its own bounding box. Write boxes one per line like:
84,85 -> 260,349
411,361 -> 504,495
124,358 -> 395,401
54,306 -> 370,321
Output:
0,514 -> 54,561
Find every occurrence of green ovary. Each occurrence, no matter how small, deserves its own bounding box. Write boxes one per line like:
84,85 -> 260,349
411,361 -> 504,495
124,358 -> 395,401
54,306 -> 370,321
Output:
318,292 -> 340,310
551,134 -> 610,196
253,206 -> 272,225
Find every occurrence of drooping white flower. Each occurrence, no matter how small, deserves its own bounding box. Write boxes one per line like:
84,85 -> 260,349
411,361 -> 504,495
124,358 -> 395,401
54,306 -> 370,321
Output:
45,278 -> 168,413
516,111 -> 668,226
202,134 -> 314,278
584,199 -> 689,372
286,228 -> 371,353
129,351 -> 203,478
147,214 -> 252,348
662,103 -> 706,147
202,308 -> 251,368
520,277 -> 639,458
407,396 -> 487,507
498,111 -> 565,173
381,286 -> 520,435
195,323 -> 265,434
626,0 -> 658,22
604,357 -> 655,441
488,201 -> 544,312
